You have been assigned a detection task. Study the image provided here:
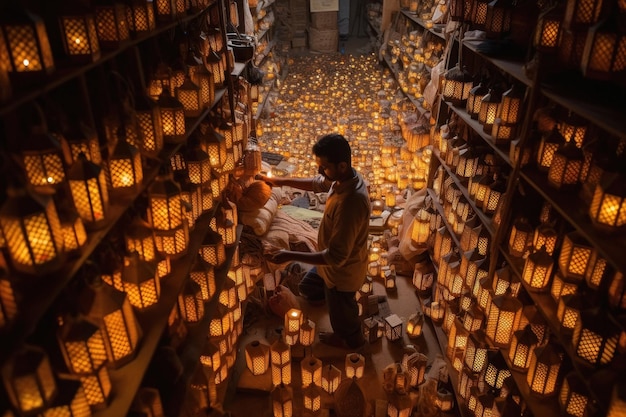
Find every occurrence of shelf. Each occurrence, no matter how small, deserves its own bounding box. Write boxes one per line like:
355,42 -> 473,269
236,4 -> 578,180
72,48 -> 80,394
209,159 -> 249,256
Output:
462,40 -> 532,88
254,39 -> 276,67
254,79 -> 276,122
381,54 -> 428,116
519,168 -> 626,274
0,7 -> 213,118
400,10 -> 446,40
92,212 -> 218,417
432,150 -> 496,237
427,188 -> 463,250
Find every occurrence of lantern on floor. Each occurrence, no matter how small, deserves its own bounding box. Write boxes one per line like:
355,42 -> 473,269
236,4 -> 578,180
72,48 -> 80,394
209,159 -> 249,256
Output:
271,383 -> 293,417
586,248 -> 608,290
484,350 -> 511,392
0,4 -> 55,82
134,94 -> 164,157
200,340 -> 221,372
126,0 -> 156,34
109,140 -> 143,192
485,294 -> 523,347
384,314 -> 404,341
93,0 -> 129,49
303,384 -> 322,414
178,279 -> 204,324
158,92 -> 186,144
572,308 -> 620,365
301,355 -> 322,387
200,229 -> 226,267
345,353 -> 365,379
559,232 -> 592,280
58,1 -> 100,63
79,280 -> 141,368
122,252 -> 160,310
61,122 -> 101,164
425,300 -> 445,323
244,340 -> 269,376
321,364 -> 341,394
363,317 -> 383,343
527,343 -> 562,397
404,350 -> 427,387
485,0 -> 513,38
442,65 -> 473,106
1,186 -> 64,275
387,392 -> 412,417
57,315 -> 107,374
550,271 -> 580,303
478,89 -> 501,134
548,141 -> 584,188
537,127 -> 566,171
284,308 -> 302,346
406,311 -> 424,338
589,173 -> 626,232
559,372 -> 592,417
581,13 -> 626,81
21,127 -> 66,188
522,246 -> 554,292
464,330 -> 490,373
534,2 -> 564,53
270,336 -> 291,386
508,324 -> 539,371
508,216 -> 533,257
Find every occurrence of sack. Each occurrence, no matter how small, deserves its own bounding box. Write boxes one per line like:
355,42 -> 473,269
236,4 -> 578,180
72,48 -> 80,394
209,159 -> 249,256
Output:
268,285 -> 300,318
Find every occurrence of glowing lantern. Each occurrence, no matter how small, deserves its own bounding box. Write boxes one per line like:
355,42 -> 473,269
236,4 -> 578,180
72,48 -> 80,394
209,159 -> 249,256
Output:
508,324 -> 539,371
559,372 -> 592,417
559,232 -> 593,279
271,383 -> 293,417
178,279 -> 204,324
77,363 -> 111,410
109,140 -> 143,192
61,122 -> 101,165
557,293 -> 586,333
387,393 -> 412,417
463,304 -> 485,332
93,0 -> 129,49
527,344 -> 562,397
559,111 -> 587,148
484,350 -> 511,392
442,65 -> 473,106
466,82 -> 488,119
155,0 -> 178,21
363,317 -> 383,343
134,94 -> 164,157
245,340 -> 269,376
158,92 -> 186,144
522,246 -> 554,292
533,223 -> 558,255
478,89 -> 501,134
492,266 -> 520,296
345,353 -> 365,379
121,252 -> 160,310
497,84 -> 522,125
67,153 -> 109,227
572,308 -> 620,365
550,271 -> 580,303
126,0 -> 156,34
57,315 -> 107,374
586,248 -> 608,290
190,254 -> 216,301
581,13 -> 626,81
200,340 -> 221,373
59,1 -> 100,63
464,330 -> 489,373
21,128 -> 66,189
176,75 -> 203,117
303,384 -> 322,414
406,311 -> 424,338
508,216 -> 533,257
0,269 -> 18,328
199,229 -> 226,267
206,50 -> 226,86
485,0 -> 513,38
270,336 -> 291,386
404,350 -> 427,387
485,294 -> 522,347
321,364 -> 341,394
58,206 -> 87,254
300,355 -> 322,387
148,169 -> 183,230
534,2 -> 564,53
589,173 -> 626,232
186,146 -> 212,185
537,127 -> 566,171
548,141 -> 584,188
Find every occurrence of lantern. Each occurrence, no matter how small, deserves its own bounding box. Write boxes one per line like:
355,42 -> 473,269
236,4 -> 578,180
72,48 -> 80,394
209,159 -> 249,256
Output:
526,344 -> 562,397
522,246 -> 554,292
406,311 -> 424,338
508,324 -> 539,371
456,147 -> 479,178
93,0 -> 129,49
463,330 -> 489,374
125,0 -> 156,34
21,127 -> 66,188
404,350 -> 428,387
200,340 -> 221,372
121,252 -> 160,310
58,1 -> 101,63
68,152 -> 110,228
559,232 -> 593,279
321,364 -> 341,394
192,61 -> 215,109
557,293 -> 587,333
271,383 -> 293,417
442,65 -> 473,106
245,340 -> 269,376
270,336 -> 291,386
484,350 -> 511,392
537,127 -> 566,171
124,216 -> 155,263
77,363 -> 111,409
176,75 -> 203,117
508,216 -> 533,257
0,269 -> 17,328
178,279 -> 205,323
189,364 -> 217,411
485,294 -> 523,347
284,308 -> 302,346
548,141 -> 584,188
300,355 -> 322,387
589,173 -> 626,232
363,317 -> 383,343
57,315 -> 107,374
218,277 -> 237,309
134,94 -> 164,157
0,4 -> 55,83
572,308 -> 620,365
581,13 -> 626,81
387,392 -> 412,417
148,169 -> 183,230
458,366 -> 480,400
384,314 -> 403,341
61,122 -> 101,165
551,271 -> 580,303
157,92 -> 186,144
302,384 -> 322,414
483,174 -> 506,214
534,2 -> 564,53
199,229 -> 226,267
206,50 -> 226,86
533,223 -> 558,255
190,254 -> 216,301
585,248 -> 608,290
478,89 -> 501,133
436,386 -> 455,412
78,280 -> 142,368
559,372 -> 592,417
559,111 -> 587,148
447,319 -> 470,361
476,276 -> 494,311
185,146 -> 212,185
58,206 -> 87,254
41,377 -> 90,417
463,304 -> 485,332
466,82 -> 488,119
0,186 -> 64,274
492,266 -> 520,296
345,353 -> 365,379
109,140 -> 143,192
485,0 -> 513,39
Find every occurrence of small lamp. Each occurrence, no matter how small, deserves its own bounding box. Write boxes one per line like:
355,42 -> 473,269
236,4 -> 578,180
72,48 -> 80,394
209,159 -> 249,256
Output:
21,127 -> 66,188
485,294 -> 523,347
190,254 -> 216,301
483,174 -> 506,215
199,229 -> 226,267
125,0 -> 156,34
134,94 -> 164,157
77,363 -> 111,410
492,266 -> 521,296
67,153 -> 109,228
208,303 -> 231,338
189,365 -> 217,411
300,355 -> 322,387
58,206 -> 87,255
58,1 -> 101,63
178,279 -> 205,324
155,0 -> 179,21
93,0 -> 130,49
589,172 -> 626,232
321,364 -> 341,394
485,0 -> 513,38
109,140 -> 143,193
442,64 -> 474,106
299,318 -> 316,348
157,92 -> 186,144
206,50 -> 226,86
125,216 -> 156,263
534,2 -> 564,53
550,271 -> 580,303
57,315 -> 107,375
548,141 -> 584,188
284,308 -> 303,346
581,12 -> 626,81
559,111 -> 587,148
148,169 -> 183,231
557,293 -> 586,333
537,127 -> 566,171
302,384 -> 322,414
406,311 -> 425,338
585,249 -> 608,290
185,146 -> 212,185
533,223 -> 558,255
384,314 -> 404,341
121,252 -> 160,310
572,307 -> 620,365
467,82 -> 489,119
271,383 -> 293,417
345,353 -> 365,379
270,335 -> 291,386
464,330 -> 490,373
245,340 -> 269,376
508,216 -> 533,257
463,304 -> 485,332
522,246 -> 554,292
478,89 -> 501,134
484,350 -> 511,392
176,75 -> 203,117
559,372 -> 592,417
558,232 -> 593,279
527,344 -> 562,397
363,317 -> 383,343
200,340 -> 221,373
61,122 -> 102,165
508,324 -> 539,371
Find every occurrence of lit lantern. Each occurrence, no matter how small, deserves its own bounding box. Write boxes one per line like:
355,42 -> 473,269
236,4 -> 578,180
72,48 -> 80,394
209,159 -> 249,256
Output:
134,94 -> 164,157
0,5 -> 55,83
492,266 -> 520,296
218,277 -> 237,309
125,216 -> 156,263
534,2 -> 564,53
585,248 -> 608,290
447,319 -> 470,360
270,336 -> 291,386
497,84 -> 522,126
548,141 -> 584,188
176,75 -> 203,117
457,366 -> 480,401
185,146 -> 212,185
564,0 -> 603,29
271,383 -> 293,417
199,229 -> 226,267
206,50 -> 226,86
387,392 -> 413,417
93,0 -> 129,49
533,223 -> 558,255
559,232 -> 593,280
557,293 -> 586,333
550,271 -> 580,303
464,330 -> 489,373
406,311 -> 424,338
158,92 -> 186,144
345,353 -> 365,379
589,173 -> 626,232
109,140 -> 143,193
520,305 -> 549,347
122,252 -> 160,310
78,280 -> 142,368
40,377 -> 90,417
126,0 -> 156,34
190,254 -> 216,301
522,246 -> 554,292
302,384 -> 322,414
491,118 -> 516,145
59,1 -> 101,63
581,13 -> 626,81
456,147 -> 479,178
284,308 -> 302,346
485,294 -> 523,347
433,226 -> 453,265
476,276 -> 494,311
0,186 -> 64,274
404,350 -> 428,388
215,212 -> 237,247
559,372 -> 592,417
559,111 -> 587,148
77,362 -> 111,410
21,128 -> 66,188
58,207 -> 87,254
321,364 -> 341,394
61,122 -> 101,165
424,300 -> 445,323
57,315 -> 107,374
412,266 -> 434,295
508,216 -> 533,257
508,324 -> 539,371
0,269 -> 18,329
189,365 -> 217,410
200,340 -> 221,372
463,304 -> 485,332
483,174 -> 506,214
484,350 -> 511,392
244,340 -> 269,376
67,152 -> 110,228
382,265 -> 397,290
572,307 -> 620,365
466,82 -> 488,120
132,386 -> 165,417
192,61 -> 215,108
300,355 -> 322,387
384,313 -> 403,341
148,169 -> 183,230
485,0 -> 513,38
478,89 -> 501,134
527,343 -> 562,397
537,127 -> 566,171
155,0 -> 178,21
363,317 -> 383,343
178,279 -> 204,324
442,65 -> 473,106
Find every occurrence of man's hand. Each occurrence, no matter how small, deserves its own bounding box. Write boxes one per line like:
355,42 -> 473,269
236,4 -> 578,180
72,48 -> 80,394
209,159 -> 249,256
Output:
264,248 -> 292,264
255,173 -> 276,187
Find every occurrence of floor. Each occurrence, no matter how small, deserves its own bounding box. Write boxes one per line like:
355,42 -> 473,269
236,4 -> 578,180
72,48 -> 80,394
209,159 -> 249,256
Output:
217,36 -> 459,417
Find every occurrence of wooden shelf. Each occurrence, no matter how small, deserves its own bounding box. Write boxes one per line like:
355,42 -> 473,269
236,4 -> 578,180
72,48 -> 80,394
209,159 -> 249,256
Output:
401,10 -> 446,40
254,39 -> 276,67
382,54 -> 428,116
462,40 -> 532,88
427,188 -> 463,250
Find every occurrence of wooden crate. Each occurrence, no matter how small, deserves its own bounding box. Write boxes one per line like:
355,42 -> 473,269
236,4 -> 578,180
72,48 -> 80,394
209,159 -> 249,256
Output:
310,11 -> 337,30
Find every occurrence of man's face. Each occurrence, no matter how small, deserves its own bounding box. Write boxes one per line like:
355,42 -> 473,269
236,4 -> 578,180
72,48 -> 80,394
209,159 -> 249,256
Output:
316,156 -> 339,181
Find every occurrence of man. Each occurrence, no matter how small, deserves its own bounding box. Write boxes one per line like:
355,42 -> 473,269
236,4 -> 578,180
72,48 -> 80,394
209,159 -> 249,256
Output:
258,133 -> 370,350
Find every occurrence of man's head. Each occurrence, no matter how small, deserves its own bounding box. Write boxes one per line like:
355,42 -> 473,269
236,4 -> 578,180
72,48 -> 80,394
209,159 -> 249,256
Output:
312,134 -> 353,182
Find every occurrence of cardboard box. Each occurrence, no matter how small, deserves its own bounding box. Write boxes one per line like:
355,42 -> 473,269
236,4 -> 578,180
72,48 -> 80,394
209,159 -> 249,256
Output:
311,11 -> 337,30
310,0 -> 338,12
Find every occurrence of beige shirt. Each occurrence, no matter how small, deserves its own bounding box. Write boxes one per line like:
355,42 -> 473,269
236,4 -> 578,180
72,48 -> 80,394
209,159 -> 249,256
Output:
312,169 -> 370,291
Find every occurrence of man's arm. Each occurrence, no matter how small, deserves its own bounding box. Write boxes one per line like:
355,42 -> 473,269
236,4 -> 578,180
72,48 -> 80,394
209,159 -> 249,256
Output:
255,174 -> 317,192
267,248 -> 329,266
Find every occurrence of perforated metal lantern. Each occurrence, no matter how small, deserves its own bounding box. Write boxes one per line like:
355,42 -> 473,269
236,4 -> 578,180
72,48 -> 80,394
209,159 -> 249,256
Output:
548,141 -> 584,188
467,82 -> 489,119
442,65 -> 474,106
125,0 -> 156,34
485,294 -> 523,347
206,50 -> 226,86
559,111 -> 587,148
533,223 -> 558,255
300,355 -> 322,387
61,122 -> 102,165
93,0 -> 129,49
0,187 -> 64,275
190,254 -> 216,301
21,127 -> 66,188
508,216 -> 533,257
121,252 -> 160,310
185,146 -> 212,185
178,279 -> 205,324
559,232 -> 593,280
387,392 -> 413,417
557,293 -> 586,333
176,75 -> 203,117
363,317 -> 383,343
199,339 -> 221,373
589,173 -> 626,232
572,308 -> 620,365
154,0 -> 178,21
271,383 -> 293,417
406,311 -> 425,338
485,0 -> 513,39
484,350 -> 511,392
244,340 -> 269,376
199,229 -> 226,267
302,383 -> 322,414
109,140 -> 143,193
527,343 -> 562,397
321,364 -> 341,394
284,308 -> 303,346
148,169 -> 183,231
157,92 -> 186,144
59,1 -> 101,63
464,330 -> 490,373
534,2 -> 564,53
134,94 -> 164,157
585,248 -> 608,290
384,313 -> 404,341
68,153 -> 110,228
559,372 -> 592,417
537,127 -> 566,171
57,315 -> 107,375
522,246 -> 554,292
581,13 -> 626,81
478,89 -> 501,134
270,336 -> 291,386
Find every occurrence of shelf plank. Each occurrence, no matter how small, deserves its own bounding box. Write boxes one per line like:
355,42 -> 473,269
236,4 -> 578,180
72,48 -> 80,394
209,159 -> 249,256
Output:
427,188 -> 463,250
519,168 -> 626,274
432,150 -> 496,237
401,10 -> 446,40
381,54 -> 428,116
462,40 -> 531,88
254,40 -> 277,67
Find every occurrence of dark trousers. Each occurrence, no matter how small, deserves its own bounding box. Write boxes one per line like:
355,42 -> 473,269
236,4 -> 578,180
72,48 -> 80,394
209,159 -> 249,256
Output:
299,267 -> 364,348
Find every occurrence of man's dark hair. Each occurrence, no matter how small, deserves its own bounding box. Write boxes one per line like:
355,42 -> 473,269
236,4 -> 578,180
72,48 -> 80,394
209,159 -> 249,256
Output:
312,133 -> 352,165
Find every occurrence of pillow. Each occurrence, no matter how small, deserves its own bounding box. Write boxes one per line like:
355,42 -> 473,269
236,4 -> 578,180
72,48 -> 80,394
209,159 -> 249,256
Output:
237,180 -> 272,212
239,187 -> 281,236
